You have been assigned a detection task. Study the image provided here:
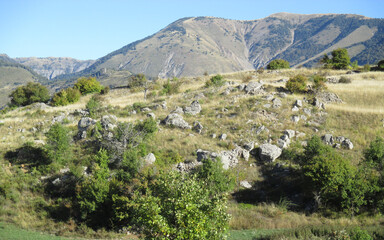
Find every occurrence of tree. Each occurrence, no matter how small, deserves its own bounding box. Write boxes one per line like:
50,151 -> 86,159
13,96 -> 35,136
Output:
285,74 -> 308,93
74,77 -> 103,95
76,149 -> 110,220
45,123 -> 71,165
205,74 -> 226,88
9,82 -> 50,106
267,59 -> 290,70
301,136 -> 367,214
113,171 -> 229,240
321,48 -> 351,69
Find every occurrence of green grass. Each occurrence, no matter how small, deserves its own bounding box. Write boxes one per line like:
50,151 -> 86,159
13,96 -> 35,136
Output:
0,222 -> 77,240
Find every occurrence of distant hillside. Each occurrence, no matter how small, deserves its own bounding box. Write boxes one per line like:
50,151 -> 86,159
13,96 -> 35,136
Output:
58,13 -> 384,79
15,57 -> 95,80
0,54 -> 47,107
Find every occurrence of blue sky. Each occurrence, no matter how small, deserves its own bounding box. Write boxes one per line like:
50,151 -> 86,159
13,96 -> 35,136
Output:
1,0 -> 383,60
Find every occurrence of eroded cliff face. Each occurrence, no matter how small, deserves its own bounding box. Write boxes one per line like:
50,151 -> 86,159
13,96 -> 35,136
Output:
15,57 -> 95,79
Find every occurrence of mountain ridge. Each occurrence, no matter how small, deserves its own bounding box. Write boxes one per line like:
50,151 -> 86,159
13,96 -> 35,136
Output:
54,13 -> 383,79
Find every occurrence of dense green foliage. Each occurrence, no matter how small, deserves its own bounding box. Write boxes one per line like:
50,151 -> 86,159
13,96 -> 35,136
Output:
266,59 -> 290,70
205,74 -> 226,87
86,95 -> 103,118
114,172 -> 229,240
286,75 -> 308,93
321,48 -> 351,69
9,82 -> 50,106
45,123 -> 72,166
51,87 -> 81,106
74,77 -> 103,95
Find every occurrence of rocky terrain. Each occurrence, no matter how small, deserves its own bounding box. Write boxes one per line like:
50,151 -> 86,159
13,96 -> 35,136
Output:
14,57 -> 95,80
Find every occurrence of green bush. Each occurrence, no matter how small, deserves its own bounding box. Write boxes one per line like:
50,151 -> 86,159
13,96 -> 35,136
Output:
45,123 -> 71,165
301,136 -> 367,213
196,158 -> 235,194
74,77 -> 103,95
9,82 -> 50,107
350,227 -> 373,240
286,74 -> 308,93
113,172 -> 229,240
267,59 -> 290,70
205,74 -> 226,87
364,136 -> 384,170
135,118 -> 158,139
312,75 -> 327,92
51,87 -> 81,106
86,95 -> 102,118
161,77 -> 181,95
76,148 -> 110,220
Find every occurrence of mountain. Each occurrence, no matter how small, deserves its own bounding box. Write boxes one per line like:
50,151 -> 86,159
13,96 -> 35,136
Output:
0,54 -> 47,107
60,13 -> 384,79
14,57 -> 95,80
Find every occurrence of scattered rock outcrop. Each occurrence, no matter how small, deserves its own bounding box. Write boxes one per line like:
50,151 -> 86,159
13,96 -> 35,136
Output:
162,113 -> 191,129
258,144 -> 282,162
78,117 -> 97,139
184,100 -> 202,115
244,82 -> 264,94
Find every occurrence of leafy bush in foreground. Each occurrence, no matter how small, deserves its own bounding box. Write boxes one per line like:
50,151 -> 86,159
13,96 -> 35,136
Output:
113,172 -> 229,240
286,74 -> 308,93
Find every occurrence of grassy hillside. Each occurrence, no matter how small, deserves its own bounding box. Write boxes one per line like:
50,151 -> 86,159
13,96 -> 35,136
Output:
1,68 -> 384,239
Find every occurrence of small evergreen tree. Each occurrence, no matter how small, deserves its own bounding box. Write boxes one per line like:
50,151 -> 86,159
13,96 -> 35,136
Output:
321,48 -> 351,69
286,74 -> 308,93
45,123 -> 71,165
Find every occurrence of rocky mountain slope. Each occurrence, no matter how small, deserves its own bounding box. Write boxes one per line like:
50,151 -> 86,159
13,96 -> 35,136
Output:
62,13 -> 384,78
14,57 -> 95,80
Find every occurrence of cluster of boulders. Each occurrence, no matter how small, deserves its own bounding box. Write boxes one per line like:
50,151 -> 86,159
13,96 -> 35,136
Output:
322,133 -> 354,149
161,100 -> 203,129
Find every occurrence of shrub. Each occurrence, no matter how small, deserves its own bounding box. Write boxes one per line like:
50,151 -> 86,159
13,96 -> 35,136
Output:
205,74 -> 226,87
86,95 -> 102,118
339,76 -> 352,84
378,60 -> 384,71
76,148 -> 110,220
135,118 -> 158,139
286,74 -> 308,93
301,136 -> 367,213
51,87 -> 81,106
312,75 -> 327,92
364,136 -> 384,170
350,227 -> 373,240
195,158 -> 235,194
363,64 -> 371,72
74,77 -> 103,95
45,123 -> 71,165
267,59 -> 290,70
161,77 -> 181,95
113,172 -> 229,240
9,82 -> 50,106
